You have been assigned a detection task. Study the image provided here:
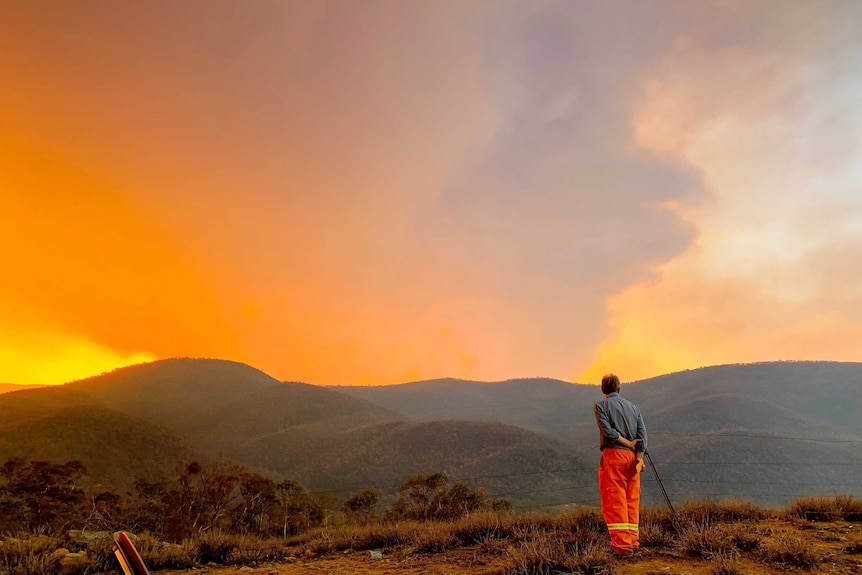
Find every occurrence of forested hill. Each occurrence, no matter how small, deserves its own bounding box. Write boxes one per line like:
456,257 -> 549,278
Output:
333,361 -> 862,506
1,359 -> 860,507
333,362 -> 862,441
0,359 -> 594,509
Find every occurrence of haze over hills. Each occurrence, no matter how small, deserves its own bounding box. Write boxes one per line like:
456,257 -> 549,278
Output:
0,383 -> 202,490
0,359 -> 595,508
0,359 -> 860,508
65,358 -> 282,427
335,361 -> 862,505
331,377 -> 596,442
0,383 -> 46,394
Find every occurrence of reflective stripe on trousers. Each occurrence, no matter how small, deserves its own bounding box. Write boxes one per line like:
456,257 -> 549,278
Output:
598,448 -> 640,554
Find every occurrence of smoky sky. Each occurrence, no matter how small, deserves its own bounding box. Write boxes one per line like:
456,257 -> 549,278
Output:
4,0 -> 858,385
420,2 -> 706,370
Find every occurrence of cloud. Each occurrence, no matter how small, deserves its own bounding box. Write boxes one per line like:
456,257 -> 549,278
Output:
421,2 -> 708,376
583,0 -> 862,382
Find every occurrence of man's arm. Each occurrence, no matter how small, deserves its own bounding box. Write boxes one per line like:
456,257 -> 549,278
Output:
635,411 -> 647,458
594,403 -> 619,442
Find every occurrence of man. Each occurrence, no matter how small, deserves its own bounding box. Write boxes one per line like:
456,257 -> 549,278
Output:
594,373 -> 647,556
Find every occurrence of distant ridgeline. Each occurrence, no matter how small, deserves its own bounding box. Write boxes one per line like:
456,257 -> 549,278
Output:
0,358 -> 860,510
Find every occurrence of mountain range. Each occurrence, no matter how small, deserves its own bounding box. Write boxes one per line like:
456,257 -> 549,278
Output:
1,359 -> 860,508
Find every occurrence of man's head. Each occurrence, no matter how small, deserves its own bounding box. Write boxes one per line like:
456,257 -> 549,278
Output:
601,373 -> 621,395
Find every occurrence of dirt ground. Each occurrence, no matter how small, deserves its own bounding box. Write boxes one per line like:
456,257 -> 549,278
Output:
157,518 -> 862,575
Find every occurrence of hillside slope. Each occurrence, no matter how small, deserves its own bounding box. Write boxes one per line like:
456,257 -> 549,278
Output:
4,359 -> 859,507
0,383 -> 45,394
65,358 -> 281,427
228,417 -> 594,508
334,362 -> 862,506
0,402 -> 198,490
176,380 -> 405,449
0,359 -> 591,509
331,377 -> 597,441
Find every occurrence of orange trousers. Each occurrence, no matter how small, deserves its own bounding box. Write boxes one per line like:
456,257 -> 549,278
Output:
598,448 -> 640,554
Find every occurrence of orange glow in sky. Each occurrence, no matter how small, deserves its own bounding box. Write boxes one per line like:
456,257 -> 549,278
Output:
3,2 -> 861,386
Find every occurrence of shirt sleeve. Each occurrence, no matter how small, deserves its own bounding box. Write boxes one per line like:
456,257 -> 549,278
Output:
635,410 -> 647,453
594,402 -> 619,442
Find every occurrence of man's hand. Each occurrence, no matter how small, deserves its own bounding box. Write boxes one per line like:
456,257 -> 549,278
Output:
617,437 -> 641,451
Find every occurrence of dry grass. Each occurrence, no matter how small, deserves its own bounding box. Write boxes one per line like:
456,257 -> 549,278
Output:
724,523 -> 762,552
0,534 -> 62,575
709,551 -> 744,575
679,498 -> 767,524
787,495 -> 862,522
678,522 -> 738,560
6,496 -> 862,573
639,508 -> 675,548
759,531 -> 820,568
504,529 -> 612,575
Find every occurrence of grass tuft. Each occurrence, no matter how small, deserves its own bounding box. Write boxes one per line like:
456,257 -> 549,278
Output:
680,498 -> 765,524
504,530 -> 612,575
787,495 -> 862,522
760,531 -> 820,568
678,522 -> 737,560
709,551 -> 744,575
0,534 -> 62,575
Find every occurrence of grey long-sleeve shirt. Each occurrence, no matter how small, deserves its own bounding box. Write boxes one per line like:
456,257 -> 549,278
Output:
594,392 -> 647,453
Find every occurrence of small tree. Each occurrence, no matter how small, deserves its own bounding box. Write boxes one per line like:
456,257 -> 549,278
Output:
343,488 -> 380,525
393,472 -> 449,521
435,482 -> 486,520
274,480 -> 327,536
387,472 -> 510,521
232,471 -> 278,536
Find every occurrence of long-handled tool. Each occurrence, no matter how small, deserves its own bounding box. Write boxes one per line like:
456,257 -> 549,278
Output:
644,451 -> 681,533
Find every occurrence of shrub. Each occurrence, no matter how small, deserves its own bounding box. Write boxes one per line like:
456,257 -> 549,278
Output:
786,495 -> 862,522
712,498 -> 767,522
788,496 -> 843,521
505,533 -> 568,575
640,519 -> 674,548
0,534 -> 62,575
710,552 -> 744,575
678,522 -> 737,560
558,508 -> 607,535
504,531 -> 612,575
411,524 -> 456,553
724,523 -> 761,551
836,495 -> 862,521
306,529 -> 337,555
77,536 -> 120,574
451,511 -> 512,545
680,498 -> 764,524
132,532 -> 195,570
562,540 -> 614,575
223,536 -> 288,564
193,531 -> 239,565
760,532 -> 820,568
